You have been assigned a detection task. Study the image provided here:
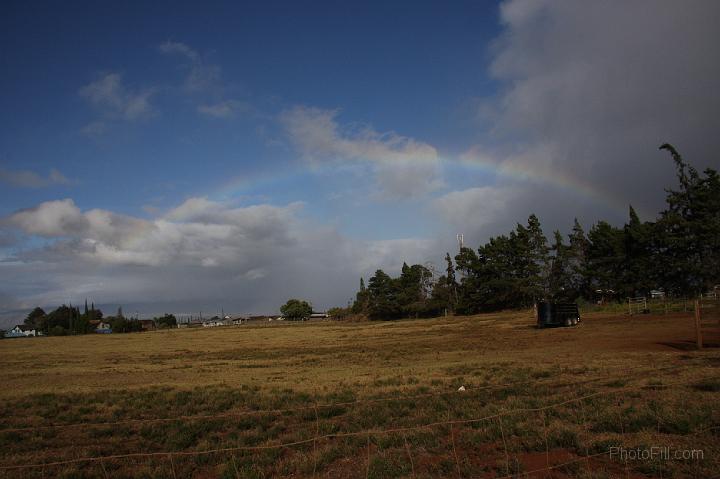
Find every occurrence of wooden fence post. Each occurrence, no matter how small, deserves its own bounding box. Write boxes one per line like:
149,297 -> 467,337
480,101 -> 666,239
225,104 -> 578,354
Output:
694,299 -> 702,350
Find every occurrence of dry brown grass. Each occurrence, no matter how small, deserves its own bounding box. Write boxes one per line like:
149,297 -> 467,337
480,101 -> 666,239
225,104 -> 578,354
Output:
0,310 -> 718,478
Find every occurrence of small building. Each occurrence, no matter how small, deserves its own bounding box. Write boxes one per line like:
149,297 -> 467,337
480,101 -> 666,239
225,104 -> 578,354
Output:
202,320 -> 224,327
5,325 -> 37,338
650,289 -> 665,299
139,320 -> 156,332
95,322 -> 112,334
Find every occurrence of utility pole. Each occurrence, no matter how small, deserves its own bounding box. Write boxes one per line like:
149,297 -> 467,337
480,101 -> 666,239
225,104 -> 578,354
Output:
457,233 -> 464,251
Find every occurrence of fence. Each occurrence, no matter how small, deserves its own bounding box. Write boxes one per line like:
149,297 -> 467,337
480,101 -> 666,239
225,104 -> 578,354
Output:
627,296 -> 647,315
623,296 -> 700,316
0,365 -> 717,478
694,297 -> 720,349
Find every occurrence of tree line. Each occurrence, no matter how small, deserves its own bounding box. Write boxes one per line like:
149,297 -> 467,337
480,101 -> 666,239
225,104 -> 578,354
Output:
21,301 -> 178,336
349,145 -> 719,320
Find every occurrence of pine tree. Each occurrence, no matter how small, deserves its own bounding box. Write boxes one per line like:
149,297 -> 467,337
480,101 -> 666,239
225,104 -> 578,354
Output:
445,253 -> 458,312
526,214 -> 550,300
586,221 -> 624,301
656,143 -> 720,295
367,269 -> 400,320
548,230 -> 570,299
567,219 -> 589,299
622,206 -> 656,297
352,278 -> 370,314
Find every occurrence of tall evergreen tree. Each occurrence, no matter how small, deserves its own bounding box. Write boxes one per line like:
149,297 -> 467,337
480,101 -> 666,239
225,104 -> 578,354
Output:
352,278 -> 370,313
368,269 -> 400,319
526,214 -> 550,300
548,230 -> 570,299
656,143 -> 720,295
622,206 -> 656,297
567,219 -> 589,299
24,307 -> 47,330
454,246 -> 485,314
586,221 -> 624,300
367,269 -> 401,320
444,253 -> 458,312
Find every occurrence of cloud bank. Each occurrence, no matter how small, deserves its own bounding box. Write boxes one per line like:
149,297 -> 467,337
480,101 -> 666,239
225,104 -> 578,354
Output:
1,198 -> 436,323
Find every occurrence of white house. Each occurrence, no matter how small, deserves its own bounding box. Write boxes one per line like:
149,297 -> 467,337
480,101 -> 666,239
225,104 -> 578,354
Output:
5,325 -> 37,338
95,322 -> 112,334
202,320 -> 224,327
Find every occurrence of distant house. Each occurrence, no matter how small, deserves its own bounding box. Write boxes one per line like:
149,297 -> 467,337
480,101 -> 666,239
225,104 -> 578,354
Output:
202,320 -> 224,327
139,320 -> 156,332
95,322 -> 112,334
5,325 -> 37,338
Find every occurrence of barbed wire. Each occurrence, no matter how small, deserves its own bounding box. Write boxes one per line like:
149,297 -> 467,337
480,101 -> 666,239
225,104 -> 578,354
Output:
0,373 -> 716,474
0,363 -> 689,434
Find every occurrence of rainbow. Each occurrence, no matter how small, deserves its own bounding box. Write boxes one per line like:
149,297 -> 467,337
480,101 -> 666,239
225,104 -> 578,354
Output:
450,156 -> 631,213
210,156 -> 633,216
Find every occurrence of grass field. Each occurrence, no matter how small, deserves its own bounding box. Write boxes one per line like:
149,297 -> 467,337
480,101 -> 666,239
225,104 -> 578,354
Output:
1,310 -> 719,478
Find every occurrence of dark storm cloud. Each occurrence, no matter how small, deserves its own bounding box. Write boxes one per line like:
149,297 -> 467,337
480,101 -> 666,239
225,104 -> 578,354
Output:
432,0 -> 720,251
464,0 -> 720,224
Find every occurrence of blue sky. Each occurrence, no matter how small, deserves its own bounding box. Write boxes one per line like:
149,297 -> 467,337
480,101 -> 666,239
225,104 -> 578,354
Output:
1,1 -> 497,223
1,0 -> 719,321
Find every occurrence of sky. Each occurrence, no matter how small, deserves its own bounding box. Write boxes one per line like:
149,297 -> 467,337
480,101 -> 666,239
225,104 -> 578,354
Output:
1,0 -> 719,324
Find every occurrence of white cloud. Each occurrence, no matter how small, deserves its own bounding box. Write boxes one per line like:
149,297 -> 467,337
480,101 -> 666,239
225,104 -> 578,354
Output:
158,41 -> 199,61
280,106 -> 443,198
0,196 -> 438,318
158,41 -> 222,93
79,73 -> 155,122
197,100 -> 247,118
433,186 -> 518,232
6,199 -> 87,237
5,199 -> 152,246
0,167 -> 74,188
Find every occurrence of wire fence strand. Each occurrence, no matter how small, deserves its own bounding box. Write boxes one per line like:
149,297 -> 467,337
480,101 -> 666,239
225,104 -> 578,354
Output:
0,372 -> 716,476
0,363 -> 689,434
